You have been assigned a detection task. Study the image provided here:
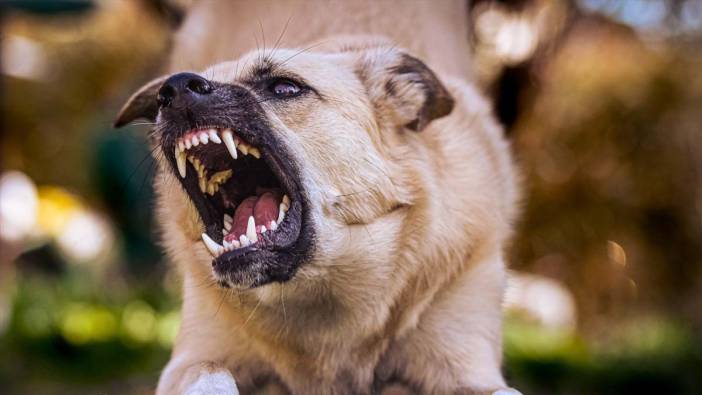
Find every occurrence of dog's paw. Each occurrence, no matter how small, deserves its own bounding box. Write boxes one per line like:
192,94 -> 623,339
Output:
492,389 -> 523,395
184,370 -> 239,395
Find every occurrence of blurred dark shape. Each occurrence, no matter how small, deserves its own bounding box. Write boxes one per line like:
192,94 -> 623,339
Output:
2,0 -> 94,15
493,63 -> 530,132
92,129 -> 161,277
15,243 -> 67,276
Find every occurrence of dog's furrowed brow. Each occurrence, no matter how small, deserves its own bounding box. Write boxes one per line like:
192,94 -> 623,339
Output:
240,58 -> 282,85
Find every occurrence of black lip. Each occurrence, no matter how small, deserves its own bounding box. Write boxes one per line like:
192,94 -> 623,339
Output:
158,82 -> 315,287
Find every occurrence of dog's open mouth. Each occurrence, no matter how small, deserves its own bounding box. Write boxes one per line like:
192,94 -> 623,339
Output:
168,126 -> 304,274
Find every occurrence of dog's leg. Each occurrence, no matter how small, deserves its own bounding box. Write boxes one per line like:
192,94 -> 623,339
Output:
158,358 -> 238,395
158,356 -> 239,395
383,249 -> 522,395
156,281 -> 251,395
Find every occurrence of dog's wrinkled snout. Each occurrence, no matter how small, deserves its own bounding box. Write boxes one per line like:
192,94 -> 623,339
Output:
157,72 -> 213,109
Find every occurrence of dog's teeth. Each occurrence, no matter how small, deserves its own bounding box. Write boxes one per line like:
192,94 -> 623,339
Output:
277,208 -> 285,224
209,129 -> 222,144
223,239 -> 233,251
222,129 -> 238,160
199,174 -> 207,193
211,169 -> 232,184
282,194 -> 290,207
185,139 -> 192,149
239,234 -> 250,247
232,239 -> 241,248
224,213 -> 233,225
249,147 -> 261,159
199,132 -> 209,145
260,226 -> 267,233
246,216 -> 258,242
207,183 -> 215,195
178,140 -> 185,152
269,220 -> 277,231
201,233 -> 223,257
239,143 -> 249,155
222,228 -> 228,235
176,146 -> 187,178
280,201 -> 289,213
191,135 -> 200,146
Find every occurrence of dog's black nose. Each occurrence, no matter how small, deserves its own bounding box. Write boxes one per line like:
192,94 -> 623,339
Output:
157,72 -> 212,109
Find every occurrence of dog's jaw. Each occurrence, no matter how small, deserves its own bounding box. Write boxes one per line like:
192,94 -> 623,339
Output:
155,81 -> 316,289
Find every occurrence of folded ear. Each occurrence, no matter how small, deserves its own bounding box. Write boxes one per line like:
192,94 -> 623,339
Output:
357,50 -> 454,131
113,75 -> 168,128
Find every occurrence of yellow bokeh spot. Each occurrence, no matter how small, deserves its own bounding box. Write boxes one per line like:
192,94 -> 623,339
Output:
60,303 -> 117,345
122,300 -> 156,343
36,186 -> 82,236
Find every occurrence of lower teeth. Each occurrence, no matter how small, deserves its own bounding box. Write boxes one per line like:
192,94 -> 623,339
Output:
201,194 -> 290,257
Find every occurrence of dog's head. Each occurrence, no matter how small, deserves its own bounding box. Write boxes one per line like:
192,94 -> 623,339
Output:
115,37 -> 454,289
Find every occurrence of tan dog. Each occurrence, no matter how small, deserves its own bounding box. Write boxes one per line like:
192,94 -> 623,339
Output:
115,36 -> 520,395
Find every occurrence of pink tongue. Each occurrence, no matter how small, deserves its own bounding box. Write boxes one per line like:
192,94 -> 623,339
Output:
254,192 -> 280,226
231,196 -> 257,238
227,191 -> 281,241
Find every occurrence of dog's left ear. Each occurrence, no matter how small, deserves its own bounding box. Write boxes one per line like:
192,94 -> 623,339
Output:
358,51 -> 454,132
113,75 -> 168,128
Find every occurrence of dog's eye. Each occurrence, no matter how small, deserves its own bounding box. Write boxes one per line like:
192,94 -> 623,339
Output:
269,79 -> 301,98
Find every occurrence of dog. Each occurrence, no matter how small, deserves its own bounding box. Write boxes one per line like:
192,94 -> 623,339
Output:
115,36 -> 520,395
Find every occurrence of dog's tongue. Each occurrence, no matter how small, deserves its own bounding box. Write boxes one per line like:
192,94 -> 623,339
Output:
230,191 -> 281,238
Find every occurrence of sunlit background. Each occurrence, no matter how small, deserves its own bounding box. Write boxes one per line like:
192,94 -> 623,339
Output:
1,0 -> 701,394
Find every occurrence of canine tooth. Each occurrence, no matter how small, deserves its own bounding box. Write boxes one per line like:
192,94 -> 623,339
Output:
176,147 -> 187,178
222,228 -> 228,235
249,147 -> 261,159
238,143 -> 249,155
224,213 -> 233,224
191,135 -> 200,146
201,233 -> 223,257
270,220 -> 277,230
246,216 -> 258,242
282,194 -> 290,207
239,234 -> 250,247
224,221 -> 232,231
280,202 -> 289,213
178,140 -> 185,152
277,209 -> 285,224
260,226 -> 267,233
222,129 -> 238,160
199,132 -> 209,144
209,129 -> 222,144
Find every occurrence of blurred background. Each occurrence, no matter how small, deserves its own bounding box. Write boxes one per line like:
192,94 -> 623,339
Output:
1,0 -> 701,394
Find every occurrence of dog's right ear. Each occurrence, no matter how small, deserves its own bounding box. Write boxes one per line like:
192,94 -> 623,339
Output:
113,75 -> 168,128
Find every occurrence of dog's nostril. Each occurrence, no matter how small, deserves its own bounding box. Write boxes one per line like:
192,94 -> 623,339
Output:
157,85 -> 176,108
187,78 -> 212,95
158,72 -> 213,109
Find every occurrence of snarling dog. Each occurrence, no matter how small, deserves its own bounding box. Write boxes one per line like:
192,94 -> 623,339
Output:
115,36 -> 520,395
